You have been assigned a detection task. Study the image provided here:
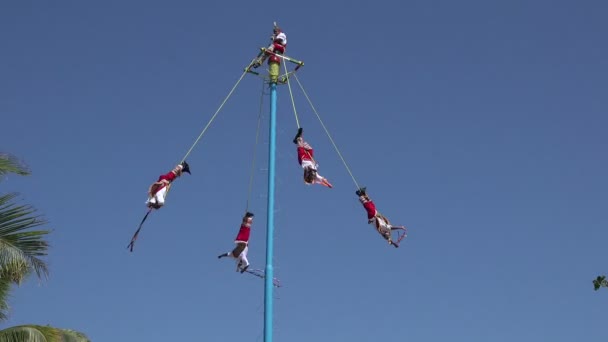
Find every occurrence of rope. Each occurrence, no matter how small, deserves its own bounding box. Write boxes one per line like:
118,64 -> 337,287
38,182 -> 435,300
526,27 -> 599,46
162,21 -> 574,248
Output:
283,61 -> 300,128
293,73 -> 361,189
246,80 -> 265,212
180,69 -> 248,163
129,70 -> 247,252
283,62 -> 319,168
127,208 -> 153,252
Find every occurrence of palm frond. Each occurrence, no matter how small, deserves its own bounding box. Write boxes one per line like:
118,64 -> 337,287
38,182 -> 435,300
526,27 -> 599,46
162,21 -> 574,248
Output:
593,275 -> 607,291
58,329 -> 91,342
0,277 -> 10,322
0,325 -> 59,342
0,193 -> 49,282
0,325 -> 90,342
0,154 -> 30,178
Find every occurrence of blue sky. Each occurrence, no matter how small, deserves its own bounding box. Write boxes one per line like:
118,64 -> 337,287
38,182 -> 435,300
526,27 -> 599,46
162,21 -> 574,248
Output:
1,1 -> 607,341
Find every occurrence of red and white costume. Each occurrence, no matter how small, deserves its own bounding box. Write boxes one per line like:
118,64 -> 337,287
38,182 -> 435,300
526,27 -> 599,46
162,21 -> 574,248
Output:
297,141 -> 317,170
360,196 -> 394,241
146,165 -> 184,208
268,30 -> 287,54
230,218 -> 252,271
297,140 -> 331,187
255,27 -> 287,67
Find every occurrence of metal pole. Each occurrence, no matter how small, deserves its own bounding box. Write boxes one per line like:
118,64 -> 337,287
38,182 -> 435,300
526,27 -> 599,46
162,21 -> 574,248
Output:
264,65 -> 278,342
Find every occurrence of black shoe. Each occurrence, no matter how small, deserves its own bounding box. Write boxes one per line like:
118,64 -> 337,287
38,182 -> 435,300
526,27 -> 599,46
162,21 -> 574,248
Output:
356,187 -> 367,197
181,161 -> 191,174
218,253 -> 226,259
240,265 -> 250,273
293,127 -> 303,144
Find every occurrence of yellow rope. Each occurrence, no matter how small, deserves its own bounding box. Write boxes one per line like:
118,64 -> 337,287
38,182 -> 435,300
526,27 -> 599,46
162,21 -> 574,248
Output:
180,69 -> 248,163
246,79 -> 265,212
293,73 -> 361,189
283,61 -> 300,128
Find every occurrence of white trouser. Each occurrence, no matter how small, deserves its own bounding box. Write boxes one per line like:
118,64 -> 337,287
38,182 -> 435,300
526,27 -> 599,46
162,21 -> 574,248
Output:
236,245 -> 249,271
371,217 -> 391,240
146,186 -> 168,206
301,159 -> 317,170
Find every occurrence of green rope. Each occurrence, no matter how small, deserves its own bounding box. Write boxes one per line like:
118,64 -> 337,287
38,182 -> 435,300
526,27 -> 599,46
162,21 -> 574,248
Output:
165,69 -> 248,201
283,61 -> 300,128
246,79 -> 265,212
293,73 -> 361,189
180,69 -> 248,163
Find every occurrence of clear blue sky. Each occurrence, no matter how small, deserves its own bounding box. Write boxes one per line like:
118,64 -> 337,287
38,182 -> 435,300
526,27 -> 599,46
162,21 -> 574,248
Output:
2,1 -> 607,341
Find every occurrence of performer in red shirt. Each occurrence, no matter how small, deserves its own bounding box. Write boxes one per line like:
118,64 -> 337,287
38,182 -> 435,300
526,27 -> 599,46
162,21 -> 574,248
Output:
253,25 -> 287,68
218,212 -> 254,273
146,161 -> 191,209
293,128 -> 332,188
356,187 -> 406,248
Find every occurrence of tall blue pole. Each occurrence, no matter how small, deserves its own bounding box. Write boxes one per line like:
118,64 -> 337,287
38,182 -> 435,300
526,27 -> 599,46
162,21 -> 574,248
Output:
264,77 -> 278,342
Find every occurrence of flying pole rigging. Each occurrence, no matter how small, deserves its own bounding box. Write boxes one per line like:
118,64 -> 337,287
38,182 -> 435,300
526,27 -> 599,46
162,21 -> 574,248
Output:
126,21 -> 409,342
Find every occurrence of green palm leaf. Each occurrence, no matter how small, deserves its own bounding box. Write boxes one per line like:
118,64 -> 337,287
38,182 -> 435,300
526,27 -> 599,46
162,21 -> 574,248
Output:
0,193 -> 49,283
57,329 -> 91,342
0,154 -> 30,178
0,325 -> 58,342
0,278 -> 10,322
0,325 -> 90,342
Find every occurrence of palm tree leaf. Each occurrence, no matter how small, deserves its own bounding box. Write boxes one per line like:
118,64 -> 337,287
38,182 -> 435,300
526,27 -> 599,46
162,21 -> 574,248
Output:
58,329 -> 91,342
0,325 -> 90,342
0,324 -> 59,342
0,277 -> 10,322
0,154 -> 30,178
0,194 -> 49,282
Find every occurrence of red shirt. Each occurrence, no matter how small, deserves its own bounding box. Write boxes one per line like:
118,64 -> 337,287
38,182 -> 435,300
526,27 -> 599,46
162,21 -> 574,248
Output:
363,201 -> 377,220
234,224 -> 251,243
149,171 -> 177,196
297,146 -> 314,165
158,171 -> 177,183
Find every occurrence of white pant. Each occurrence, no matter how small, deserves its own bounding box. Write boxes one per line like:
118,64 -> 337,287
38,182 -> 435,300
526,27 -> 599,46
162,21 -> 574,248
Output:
371,216 -> 392,240
301,159 -> 317,170
146,186 -> 168,207
235,245 -> 249,271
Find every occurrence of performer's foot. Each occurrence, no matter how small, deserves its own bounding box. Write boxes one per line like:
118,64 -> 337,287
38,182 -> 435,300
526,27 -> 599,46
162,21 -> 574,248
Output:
293,127 -> 303,144
356,187 -> 367,197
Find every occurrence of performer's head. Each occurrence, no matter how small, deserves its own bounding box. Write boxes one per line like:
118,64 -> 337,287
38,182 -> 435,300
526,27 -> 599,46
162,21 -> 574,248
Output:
243,212 -> 254,224
303,167 -> 316,184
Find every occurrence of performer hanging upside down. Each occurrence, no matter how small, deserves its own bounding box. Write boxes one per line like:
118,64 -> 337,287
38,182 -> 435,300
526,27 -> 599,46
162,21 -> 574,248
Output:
253,25 -> 287,68
146,161 -> 191,209
218,212 -> 254,273
356,187 -> 406,248
293,128 -> 332,188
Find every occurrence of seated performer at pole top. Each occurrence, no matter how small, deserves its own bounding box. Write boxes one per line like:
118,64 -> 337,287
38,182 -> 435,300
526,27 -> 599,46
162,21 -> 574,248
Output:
253,25 -> 287,68
293,128 -> 332,188
356,187 -> 406,248
218,212 -> 254,273
146,161 -> 191,209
